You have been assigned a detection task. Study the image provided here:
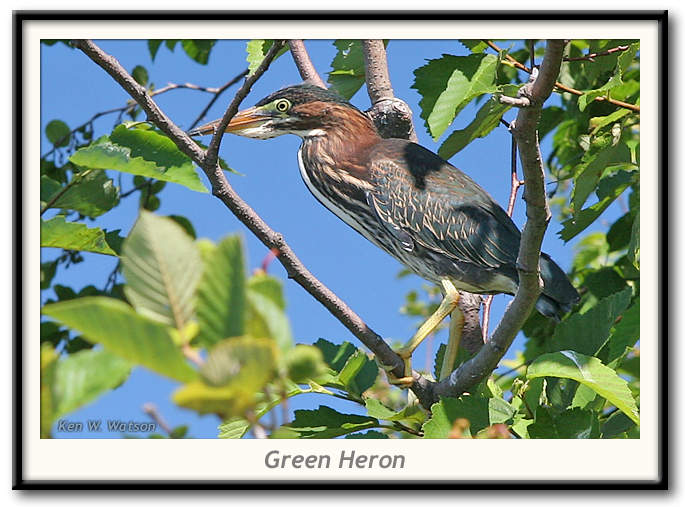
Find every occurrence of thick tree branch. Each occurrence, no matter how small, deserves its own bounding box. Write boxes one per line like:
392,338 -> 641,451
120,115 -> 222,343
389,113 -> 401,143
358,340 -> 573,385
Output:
433,40 -> 566,401
288,40 -> 327,89
72,39 -> 436,405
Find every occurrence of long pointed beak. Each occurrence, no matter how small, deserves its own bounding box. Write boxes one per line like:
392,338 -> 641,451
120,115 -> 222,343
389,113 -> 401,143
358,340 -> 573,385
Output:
188,107 -> 268,137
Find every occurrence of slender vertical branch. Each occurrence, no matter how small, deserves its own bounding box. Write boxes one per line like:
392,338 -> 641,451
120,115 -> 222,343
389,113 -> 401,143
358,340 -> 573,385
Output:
288,40 -> 327,89
434,40 -> 566,400
482,121 -> 524,341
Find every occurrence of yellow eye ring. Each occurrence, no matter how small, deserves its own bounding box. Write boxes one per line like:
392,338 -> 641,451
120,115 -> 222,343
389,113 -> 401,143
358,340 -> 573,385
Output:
275,99 -> 291,112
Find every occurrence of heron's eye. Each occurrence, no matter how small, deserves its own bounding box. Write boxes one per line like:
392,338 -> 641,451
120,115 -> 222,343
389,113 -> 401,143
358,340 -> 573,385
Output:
274,99 -> 291,113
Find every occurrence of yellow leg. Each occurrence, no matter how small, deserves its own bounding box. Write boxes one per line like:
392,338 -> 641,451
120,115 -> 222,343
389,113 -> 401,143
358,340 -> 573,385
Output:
439,306 -> 464,381
381,279 -> 460,386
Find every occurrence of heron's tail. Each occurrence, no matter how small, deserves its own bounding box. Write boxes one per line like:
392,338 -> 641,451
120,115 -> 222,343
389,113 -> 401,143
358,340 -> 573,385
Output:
534,252 -> 580,321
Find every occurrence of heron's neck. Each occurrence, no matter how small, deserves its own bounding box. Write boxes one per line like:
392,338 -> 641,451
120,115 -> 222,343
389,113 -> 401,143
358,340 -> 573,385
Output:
301,107 -> 380,178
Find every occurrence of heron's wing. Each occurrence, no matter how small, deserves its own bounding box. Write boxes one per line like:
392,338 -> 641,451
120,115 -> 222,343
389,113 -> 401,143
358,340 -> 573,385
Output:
367,140 -> 521,271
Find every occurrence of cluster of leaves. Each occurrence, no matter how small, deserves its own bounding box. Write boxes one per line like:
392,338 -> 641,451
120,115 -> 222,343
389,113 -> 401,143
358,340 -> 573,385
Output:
40,39 -> 640,440
405,39 -> 640,438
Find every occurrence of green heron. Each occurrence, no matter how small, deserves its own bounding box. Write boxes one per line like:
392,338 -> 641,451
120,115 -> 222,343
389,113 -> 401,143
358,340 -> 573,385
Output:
190,84 -> 579,384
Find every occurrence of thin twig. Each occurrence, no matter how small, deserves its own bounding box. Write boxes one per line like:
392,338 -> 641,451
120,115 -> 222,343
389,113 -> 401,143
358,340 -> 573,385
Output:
484,40 -> 639,113
188,69 -> 249,131
41,76 -> 244,160
181,344 -> 204,367
204,41 -> 287,171
564,44 -> 630,62
288,40 -> 326,89
482,120 -> 523,341
142,403 -> 173,435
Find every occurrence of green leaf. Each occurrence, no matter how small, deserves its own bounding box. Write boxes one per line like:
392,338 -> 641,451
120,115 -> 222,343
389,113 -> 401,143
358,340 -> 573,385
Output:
285,345 -> 327,383
538,106 -> 565,141
412,53 -> 499,139
199,336 -> 277,388
40,176 -> 62,208
327,40 -> 367,100
274,405 -> 379,439
181,40 -> 216,65
41,171 -> 120,218
606,212 -> 635,252
528,407 -> 599,439
52,348 -> 131,418
46,119 -> 71,147
578,42 -> 639,111
572,141 -> 630,212
601,409 -> 637,438
121,211 -> 203,332
148,40 -> 163,60
131,65 -> 148,86
40,261 -> 58,290
245,39 -> 288,75
438,95 -> 511,159
166,214 -> 196,239
344,431 -> 389,439
458,40 -> 488,53
422,395 -> 515,438
218,417 -> 251,439
628,210 -> 639,268
336,350 -> 378,396
41,344 -> 58,438
246,284 -> 293,353
248,273 -> 286,310
559,169 -> 637,241
313,338 -> 357,373
41,217 -> 117,256
195,236 -> 246,347
364,399 -> 426,426
70,126 -> 207,193
607,299 -> 640,363
583,267 -> 628,299
42,297 -> 197,382
527,351 -> 639,424
590,108 -> 631,135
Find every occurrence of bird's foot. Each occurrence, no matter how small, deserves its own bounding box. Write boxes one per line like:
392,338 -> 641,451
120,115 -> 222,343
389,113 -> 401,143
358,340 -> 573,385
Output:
376,352 -> 415,388
376,348 -> 415,388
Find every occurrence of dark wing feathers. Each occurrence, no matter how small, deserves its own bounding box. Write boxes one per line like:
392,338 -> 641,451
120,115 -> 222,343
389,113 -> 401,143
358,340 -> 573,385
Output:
367,139 -> 521,271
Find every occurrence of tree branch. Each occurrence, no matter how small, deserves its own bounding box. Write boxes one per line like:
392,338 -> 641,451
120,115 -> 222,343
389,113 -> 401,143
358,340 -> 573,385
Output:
72,39 -> 436,406
433,40 -> 566,401
288,40 -> 327,89
361,40 -> 418,142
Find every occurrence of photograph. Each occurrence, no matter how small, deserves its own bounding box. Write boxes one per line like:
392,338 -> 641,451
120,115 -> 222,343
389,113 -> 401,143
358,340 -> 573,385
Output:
17,11 -> 664,487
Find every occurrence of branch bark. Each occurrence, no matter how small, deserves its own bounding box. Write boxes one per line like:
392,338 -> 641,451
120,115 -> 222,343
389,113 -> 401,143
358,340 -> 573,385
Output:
361,40 -> 418,142
288,40 -> 327,89
433,40 -> 566,401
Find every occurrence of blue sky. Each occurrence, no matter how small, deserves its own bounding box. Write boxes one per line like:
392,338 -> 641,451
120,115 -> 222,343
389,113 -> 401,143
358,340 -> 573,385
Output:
40,39 -> 610,438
